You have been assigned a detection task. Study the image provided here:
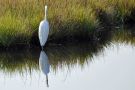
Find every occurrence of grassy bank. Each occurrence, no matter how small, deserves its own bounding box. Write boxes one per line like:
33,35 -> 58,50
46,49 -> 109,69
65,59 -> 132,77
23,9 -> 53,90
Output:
0,0 -> 135,47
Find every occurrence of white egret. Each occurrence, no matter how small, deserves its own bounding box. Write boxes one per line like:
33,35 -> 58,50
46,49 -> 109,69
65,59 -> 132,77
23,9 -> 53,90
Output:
39,50 -> 50,87
38,5 -> 49,50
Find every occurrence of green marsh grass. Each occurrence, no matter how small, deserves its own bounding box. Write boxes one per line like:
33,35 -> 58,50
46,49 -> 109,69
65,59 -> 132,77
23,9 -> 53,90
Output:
0,0 -> 135,46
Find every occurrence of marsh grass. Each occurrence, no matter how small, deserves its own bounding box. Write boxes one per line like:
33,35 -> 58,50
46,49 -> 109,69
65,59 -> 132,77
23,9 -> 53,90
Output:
0,0 -> 135,46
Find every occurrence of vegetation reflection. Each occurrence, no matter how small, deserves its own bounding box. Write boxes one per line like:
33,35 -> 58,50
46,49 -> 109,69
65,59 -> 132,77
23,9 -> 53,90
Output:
0,27 -> 135,75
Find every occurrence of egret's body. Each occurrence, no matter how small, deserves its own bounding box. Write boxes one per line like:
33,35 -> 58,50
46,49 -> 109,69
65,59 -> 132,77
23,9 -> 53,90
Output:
39,6 -> 49,49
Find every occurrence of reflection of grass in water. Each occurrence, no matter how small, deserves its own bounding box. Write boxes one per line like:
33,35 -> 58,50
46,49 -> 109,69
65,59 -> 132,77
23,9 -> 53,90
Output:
0,29 -> 112,74
113,26 -> 135,45
3,26 -> 135,75
46,38 -> 112,72
0,50 -> 39,75
2,26 -> 135,74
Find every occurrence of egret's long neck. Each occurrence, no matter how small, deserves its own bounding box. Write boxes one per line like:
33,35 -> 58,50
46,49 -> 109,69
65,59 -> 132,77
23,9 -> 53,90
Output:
45,6 -> 47,20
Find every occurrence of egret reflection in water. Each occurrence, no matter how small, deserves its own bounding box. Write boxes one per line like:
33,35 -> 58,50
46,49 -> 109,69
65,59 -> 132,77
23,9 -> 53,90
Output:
39,50 -> 50,87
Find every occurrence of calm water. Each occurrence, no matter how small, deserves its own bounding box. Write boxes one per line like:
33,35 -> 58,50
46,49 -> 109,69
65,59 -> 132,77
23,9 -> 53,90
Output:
0,27 -> 135,90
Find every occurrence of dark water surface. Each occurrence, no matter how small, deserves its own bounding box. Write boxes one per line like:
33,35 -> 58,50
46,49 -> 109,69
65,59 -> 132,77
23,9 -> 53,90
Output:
0,27 -> 135,90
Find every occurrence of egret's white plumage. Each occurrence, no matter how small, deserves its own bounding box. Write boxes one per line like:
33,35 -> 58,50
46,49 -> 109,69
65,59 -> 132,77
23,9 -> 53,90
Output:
39,5 -> 49,49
